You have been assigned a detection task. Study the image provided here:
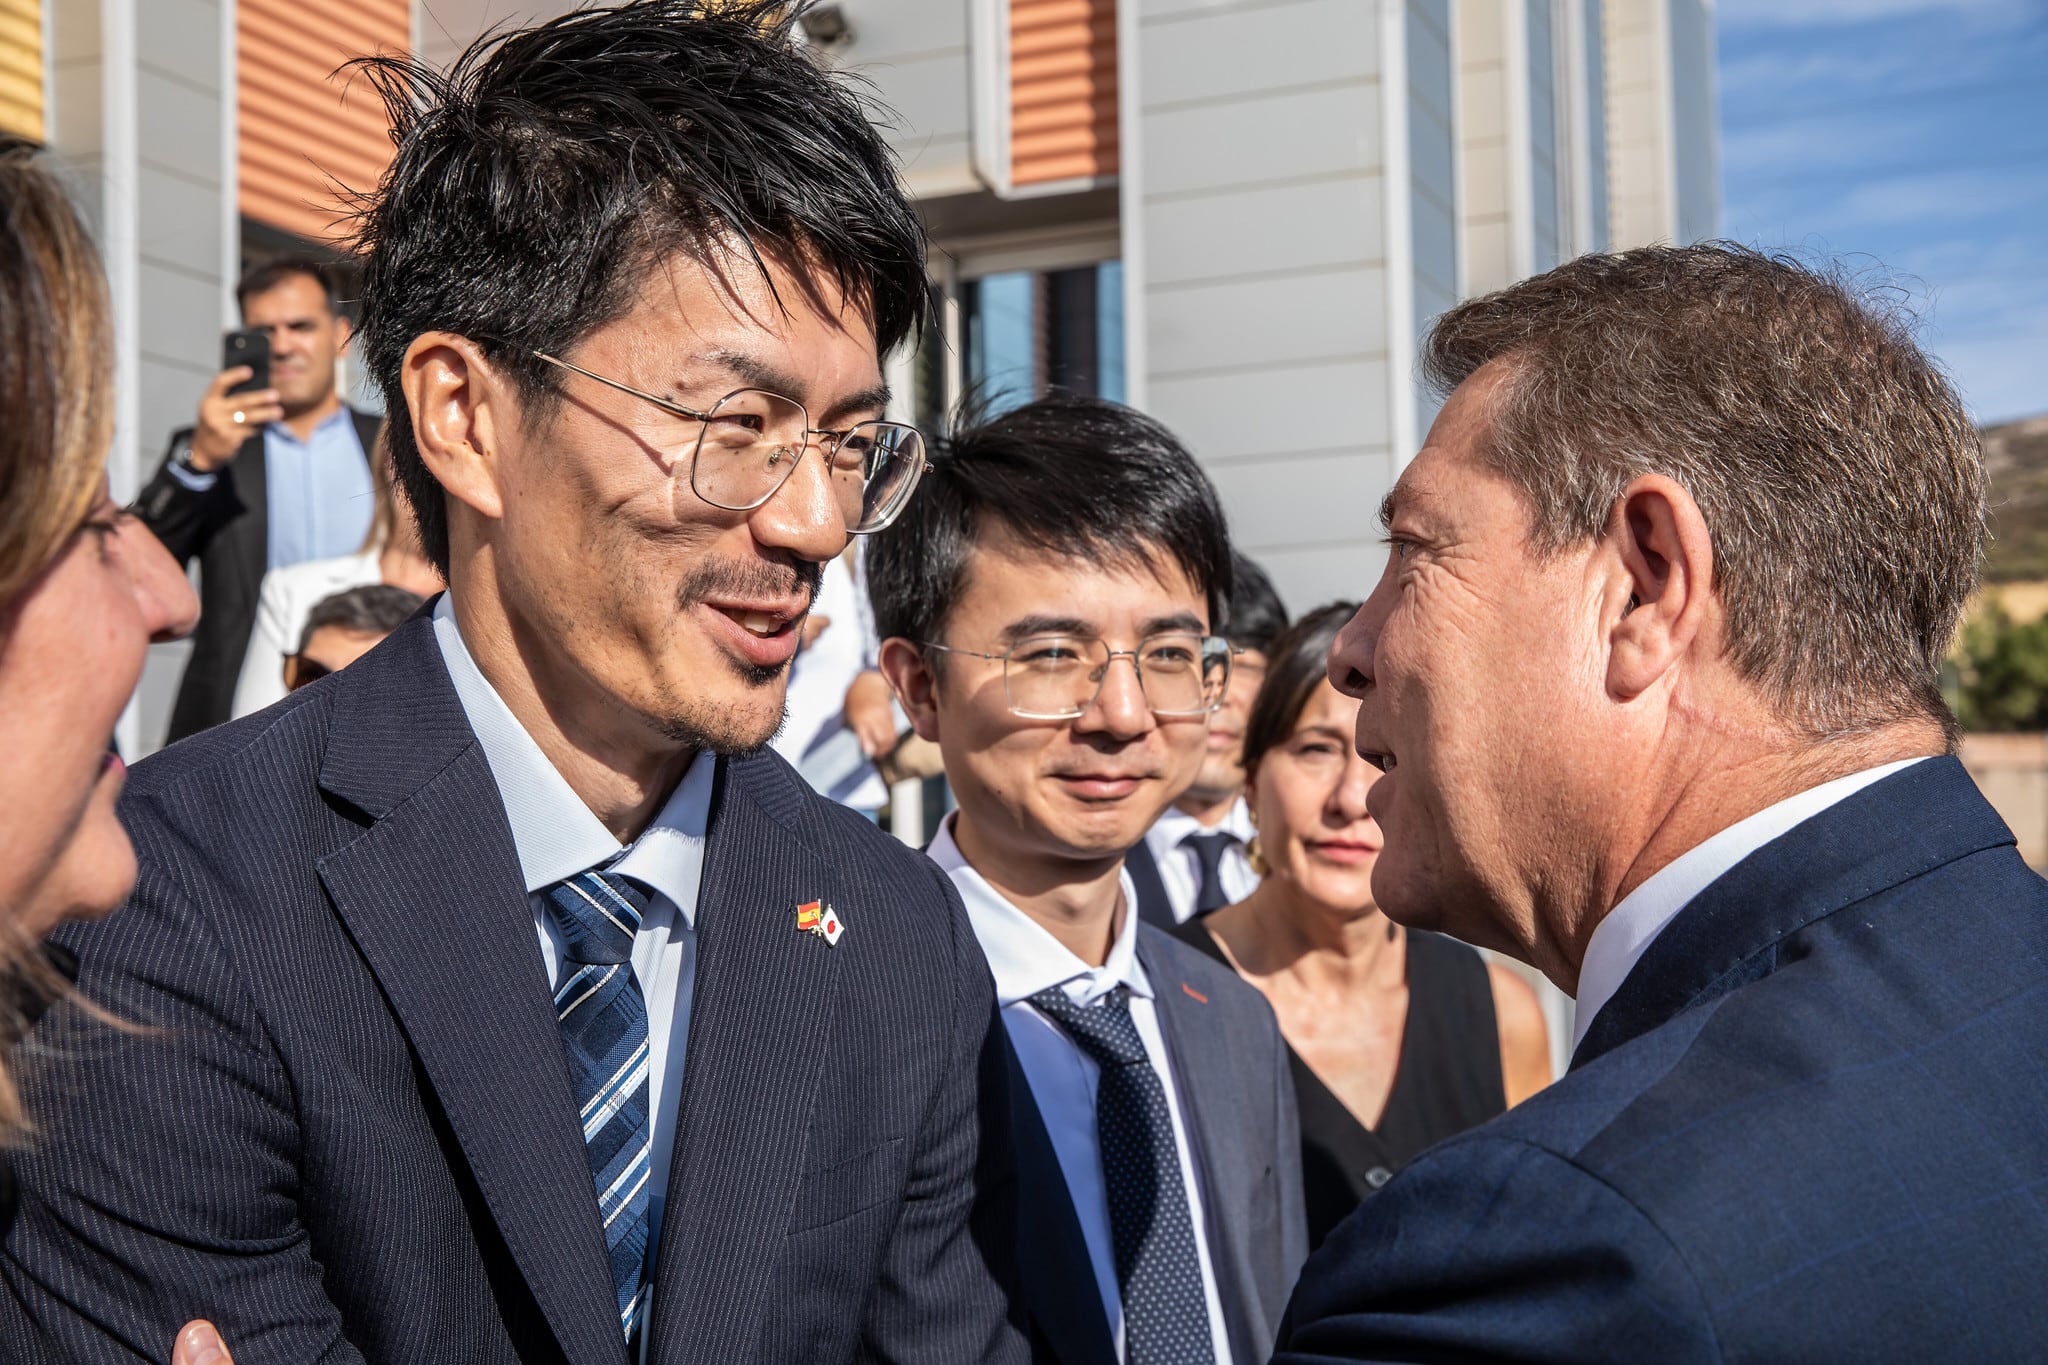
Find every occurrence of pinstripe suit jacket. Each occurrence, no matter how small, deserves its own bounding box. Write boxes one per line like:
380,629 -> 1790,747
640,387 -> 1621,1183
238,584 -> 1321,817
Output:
1276,757 -> 2048,1363
0,615 -> 1027,1365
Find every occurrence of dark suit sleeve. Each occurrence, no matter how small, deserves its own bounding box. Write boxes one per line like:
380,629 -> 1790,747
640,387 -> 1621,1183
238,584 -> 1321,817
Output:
1269,1008 -> 1309,1285
0,796 -> 365,1365
133,428 -> 238,565
1275,1136 -> 1721,1364
855,861 -> 1029,1363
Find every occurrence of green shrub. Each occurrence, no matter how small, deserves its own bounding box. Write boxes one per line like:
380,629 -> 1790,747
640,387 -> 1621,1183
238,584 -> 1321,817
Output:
1948,598 -> 2048,731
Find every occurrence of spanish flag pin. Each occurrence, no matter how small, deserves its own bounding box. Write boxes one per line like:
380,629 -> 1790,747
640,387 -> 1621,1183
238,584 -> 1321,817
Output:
796,900 -> 823,933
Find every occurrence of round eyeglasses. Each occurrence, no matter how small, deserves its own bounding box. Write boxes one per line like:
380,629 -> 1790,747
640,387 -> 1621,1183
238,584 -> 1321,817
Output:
921,633 -> 1234,719
528,349 -> 932,534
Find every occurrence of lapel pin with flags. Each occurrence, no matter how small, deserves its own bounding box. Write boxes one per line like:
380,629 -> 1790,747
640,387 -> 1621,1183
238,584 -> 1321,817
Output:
796,900 -> 846,947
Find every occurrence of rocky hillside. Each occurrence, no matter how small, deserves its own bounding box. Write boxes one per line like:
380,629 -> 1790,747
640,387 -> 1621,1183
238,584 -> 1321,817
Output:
1984,416 -> 2048,583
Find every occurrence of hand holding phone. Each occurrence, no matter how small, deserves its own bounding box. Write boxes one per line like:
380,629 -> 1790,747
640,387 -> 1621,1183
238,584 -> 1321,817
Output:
187,330 -> 283,472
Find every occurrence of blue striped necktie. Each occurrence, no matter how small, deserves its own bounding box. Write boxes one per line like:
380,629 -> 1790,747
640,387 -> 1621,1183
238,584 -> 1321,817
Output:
545,869 -> 654,1347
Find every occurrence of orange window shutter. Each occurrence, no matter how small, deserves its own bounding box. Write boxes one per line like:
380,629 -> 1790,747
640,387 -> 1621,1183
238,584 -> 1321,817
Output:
238,0 -> 409,245
1009,0 -> 1119,189
0,0 -> 44,144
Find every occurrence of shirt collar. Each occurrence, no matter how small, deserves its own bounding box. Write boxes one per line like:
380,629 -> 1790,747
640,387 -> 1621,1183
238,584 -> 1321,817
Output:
1145,796 -> 1254,856
431,594 -> 713,919
1572,755 -> 1929,1051
928,813 -> 1151,1008
265,404 -> 355,447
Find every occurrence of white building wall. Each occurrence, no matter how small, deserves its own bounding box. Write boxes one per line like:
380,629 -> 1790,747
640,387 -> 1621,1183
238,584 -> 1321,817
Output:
1602,0 -> 1717,248
47,0 -> 234,756
1126,0 -> 1452,614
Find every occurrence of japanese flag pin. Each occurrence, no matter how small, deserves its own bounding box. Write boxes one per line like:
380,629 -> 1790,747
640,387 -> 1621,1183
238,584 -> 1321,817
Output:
818,904 -> 845,946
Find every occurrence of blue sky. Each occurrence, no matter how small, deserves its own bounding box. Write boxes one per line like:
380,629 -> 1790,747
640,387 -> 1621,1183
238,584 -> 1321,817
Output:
1717,0 -> 2048,426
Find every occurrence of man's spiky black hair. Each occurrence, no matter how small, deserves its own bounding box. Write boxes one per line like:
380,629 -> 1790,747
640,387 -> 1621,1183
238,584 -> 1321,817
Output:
865,394 -> 1235,648
348,0 -> 929,571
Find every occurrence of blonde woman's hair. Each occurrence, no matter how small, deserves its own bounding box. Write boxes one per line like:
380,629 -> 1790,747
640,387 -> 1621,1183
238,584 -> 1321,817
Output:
0,138 -> 118,1141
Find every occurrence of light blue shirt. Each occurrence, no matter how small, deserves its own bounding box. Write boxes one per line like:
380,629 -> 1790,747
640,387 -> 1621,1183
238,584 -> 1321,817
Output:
264,407 -> 374,571
430,594 -> 710,1356
165,406 -> 375,571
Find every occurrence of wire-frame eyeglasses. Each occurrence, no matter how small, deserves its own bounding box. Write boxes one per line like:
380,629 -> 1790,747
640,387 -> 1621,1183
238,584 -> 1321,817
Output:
527,349 -> 933,535
920,633 -> 1234,719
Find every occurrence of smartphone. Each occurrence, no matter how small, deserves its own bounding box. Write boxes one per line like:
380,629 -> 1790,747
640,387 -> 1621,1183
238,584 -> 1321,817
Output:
223,328 -> 271,396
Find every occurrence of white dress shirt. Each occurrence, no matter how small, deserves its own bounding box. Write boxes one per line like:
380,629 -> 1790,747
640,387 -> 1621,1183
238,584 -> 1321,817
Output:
433,595 -> 710,1355
770,547 -> 887,811
928,816 -> 1234,1364
1142,799 -> 1260,924
1572,756 -> 1929,1054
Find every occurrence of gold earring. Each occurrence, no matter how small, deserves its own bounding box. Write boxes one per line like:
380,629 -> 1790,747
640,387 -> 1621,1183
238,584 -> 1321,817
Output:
1247,834 -> 1269,877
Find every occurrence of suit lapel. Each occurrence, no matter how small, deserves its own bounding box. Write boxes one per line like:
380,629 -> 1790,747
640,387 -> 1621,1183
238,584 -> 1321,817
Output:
1573,757 -> 2016,1068
643,756 -> 848,1363
314,619 -> 628,1365
1003,1036 -> 1117,1365
1139,931 -> 1258,1365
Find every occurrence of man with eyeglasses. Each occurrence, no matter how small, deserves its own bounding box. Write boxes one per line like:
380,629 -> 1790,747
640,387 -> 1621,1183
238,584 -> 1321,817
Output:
3,6 -> 1026,1364
870,395 -> 1307,1365
1126,552 -> 1291,927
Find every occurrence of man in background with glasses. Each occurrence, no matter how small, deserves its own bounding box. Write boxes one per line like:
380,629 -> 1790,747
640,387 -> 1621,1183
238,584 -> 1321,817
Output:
1126,552 -> 1291,927
871,396 -> 1307,1365
3,6 -> 1025,1363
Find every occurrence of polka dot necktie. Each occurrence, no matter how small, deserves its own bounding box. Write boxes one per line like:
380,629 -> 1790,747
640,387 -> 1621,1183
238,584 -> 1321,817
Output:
545,869 -> 654,1348
1181,831 -> 1240,915
1029,984 -> 1216,1364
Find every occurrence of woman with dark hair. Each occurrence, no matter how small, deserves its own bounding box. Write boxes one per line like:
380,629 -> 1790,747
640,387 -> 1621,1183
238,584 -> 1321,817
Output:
1173,601 -> 1552,1247
0,142 -> 197,1205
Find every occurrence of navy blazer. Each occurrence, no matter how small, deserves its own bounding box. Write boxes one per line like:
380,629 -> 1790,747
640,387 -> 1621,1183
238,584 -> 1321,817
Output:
1275,756 -> 2048,1362
0,615 -> 1025,1365
1009,926 -> 1308,1365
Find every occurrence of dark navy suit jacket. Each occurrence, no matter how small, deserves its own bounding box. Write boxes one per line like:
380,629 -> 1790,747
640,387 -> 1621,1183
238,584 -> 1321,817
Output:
1277,756 -> 2048,1362
1009,926 -> 1308,1365
0,615 -> 1025,1365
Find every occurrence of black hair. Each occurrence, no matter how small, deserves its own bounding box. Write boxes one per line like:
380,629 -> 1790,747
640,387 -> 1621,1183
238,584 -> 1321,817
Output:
348,0 -> 929,573
1224,552 -> 1288,653
236,255 -> 339,316
296,584 -> 427,655
1240,601 -> 1359,775
865,393 -> 1234,646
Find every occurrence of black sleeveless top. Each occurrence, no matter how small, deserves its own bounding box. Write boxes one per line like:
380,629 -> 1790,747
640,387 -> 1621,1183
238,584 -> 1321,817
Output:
1172,920 -> 1507,1249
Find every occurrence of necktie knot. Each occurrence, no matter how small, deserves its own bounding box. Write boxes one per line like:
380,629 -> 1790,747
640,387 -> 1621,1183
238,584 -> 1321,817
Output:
546,870 -> 647,967
1181,829 -> 1239,915
1029,984 -> 1150,1067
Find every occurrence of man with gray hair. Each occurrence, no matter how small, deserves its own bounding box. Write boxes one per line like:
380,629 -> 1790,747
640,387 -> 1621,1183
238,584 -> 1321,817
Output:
1277,244 -> 2048,1361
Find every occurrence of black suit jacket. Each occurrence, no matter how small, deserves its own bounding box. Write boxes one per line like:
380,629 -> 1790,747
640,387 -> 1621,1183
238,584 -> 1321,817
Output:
1010,927 -> 1307,1365
0,615 -> 1026,1364
134,409 -> 380,743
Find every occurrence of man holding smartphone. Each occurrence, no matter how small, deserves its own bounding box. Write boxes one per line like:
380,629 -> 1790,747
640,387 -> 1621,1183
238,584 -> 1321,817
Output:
134,256 -> 380,742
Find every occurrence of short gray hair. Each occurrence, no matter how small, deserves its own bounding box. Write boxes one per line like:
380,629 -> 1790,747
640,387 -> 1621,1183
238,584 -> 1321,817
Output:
1422,243 -> 1985,744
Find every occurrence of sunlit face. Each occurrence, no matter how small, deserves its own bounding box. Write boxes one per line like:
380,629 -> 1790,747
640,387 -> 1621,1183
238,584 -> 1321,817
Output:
242,273 -> 350,416
921,536 -> 1213,868
0,492 -> 197,940
1248,680 -> 1383,917
1328,363 -> 1608,952
480,249 -> 886,756
1188,646 -> 1266,805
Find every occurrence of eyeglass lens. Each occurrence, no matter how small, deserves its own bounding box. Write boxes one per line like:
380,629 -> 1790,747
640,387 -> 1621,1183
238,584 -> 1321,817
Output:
1003,634 -> 1232,718
686,388 -> 926,533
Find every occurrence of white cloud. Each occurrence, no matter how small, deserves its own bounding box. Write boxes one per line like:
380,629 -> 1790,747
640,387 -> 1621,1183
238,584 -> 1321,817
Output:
1718,0 -> 2035,31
